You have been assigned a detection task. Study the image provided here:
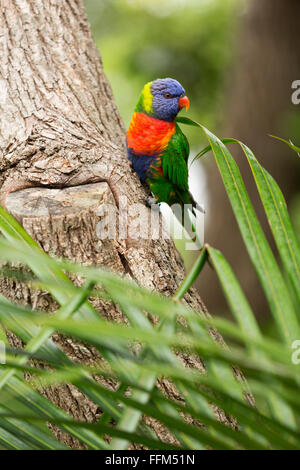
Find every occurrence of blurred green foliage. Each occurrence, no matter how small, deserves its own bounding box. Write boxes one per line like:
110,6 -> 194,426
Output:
85,0 -> 241,143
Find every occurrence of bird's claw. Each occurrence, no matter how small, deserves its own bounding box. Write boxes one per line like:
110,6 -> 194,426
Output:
146,196 -> 160,210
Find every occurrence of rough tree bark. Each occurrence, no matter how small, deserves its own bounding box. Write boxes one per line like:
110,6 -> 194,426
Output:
200,0 -> 300,317
0,0 -> 240,448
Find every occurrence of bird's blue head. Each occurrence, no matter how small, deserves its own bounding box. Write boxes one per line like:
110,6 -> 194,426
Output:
135,78 -> 190,122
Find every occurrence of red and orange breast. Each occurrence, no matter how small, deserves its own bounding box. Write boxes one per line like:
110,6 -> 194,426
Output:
127,112 -> 175,156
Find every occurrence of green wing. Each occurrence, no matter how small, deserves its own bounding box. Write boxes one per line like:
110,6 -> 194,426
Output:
161,124 -> 189,191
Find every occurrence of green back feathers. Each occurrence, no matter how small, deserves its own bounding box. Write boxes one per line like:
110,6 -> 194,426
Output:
161,124 -> 189,191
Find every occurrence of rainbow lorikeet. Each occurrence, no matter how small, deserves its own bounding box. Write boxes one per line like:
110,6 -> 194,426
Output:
127,78 -> 201,218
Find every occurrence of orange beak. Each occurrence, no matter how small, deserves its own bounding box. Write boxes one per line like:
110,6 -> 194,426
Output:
178,95 -> 190,111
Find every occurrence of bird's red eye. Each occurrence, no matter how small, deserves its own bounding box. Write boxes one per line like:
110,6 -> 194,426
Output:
164,93 -> 172,99
180,93 -> 185,98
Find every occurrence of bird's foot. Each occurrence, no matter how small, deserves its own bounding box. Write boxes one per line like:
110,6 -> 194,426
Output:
146,196 -> 160,210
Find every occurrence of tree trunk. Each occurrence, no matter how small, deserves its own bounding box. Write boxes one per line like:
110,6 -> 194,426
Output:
200,0 -> 300,317
0,0 -> 238,447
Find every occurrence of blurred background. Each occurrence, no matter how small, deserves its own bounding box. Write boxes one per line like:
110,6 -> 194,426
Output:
85,0 -> 300,329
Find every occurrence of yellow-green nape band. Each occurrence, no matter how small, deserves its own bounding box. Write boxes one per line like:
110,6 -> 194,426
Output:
142,81 -> 153,114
